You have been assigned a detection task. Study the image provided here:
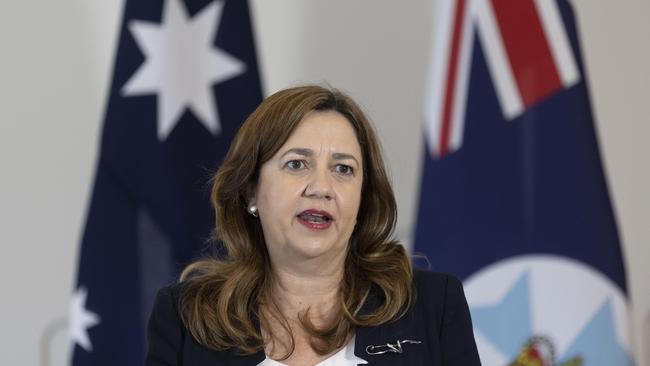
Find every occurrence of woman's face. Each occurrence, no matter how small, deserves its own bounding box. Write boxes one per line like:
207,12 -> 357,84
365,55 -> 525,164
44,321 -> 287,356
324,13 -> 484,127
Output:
253,110 -> 363,267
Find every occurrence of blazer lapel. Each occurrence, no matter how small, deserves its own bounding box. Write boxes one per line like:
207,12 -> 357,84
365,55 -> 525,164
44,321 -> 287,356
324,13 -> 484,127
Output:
354,289 -> 426,366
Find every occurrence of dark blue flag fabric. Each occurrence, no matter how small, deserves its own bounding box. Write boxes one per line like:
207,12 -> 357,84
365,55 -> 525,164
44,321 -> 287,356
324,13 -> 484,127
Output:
70,0 -> 262,364
414,0 -> 635,365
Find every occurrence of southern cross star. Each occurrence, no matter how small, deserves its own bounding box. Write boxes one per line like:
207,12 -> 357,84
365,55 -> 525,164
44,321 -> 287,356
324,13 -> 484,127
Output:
69,287 -> 100,352
121,0 -> 245,140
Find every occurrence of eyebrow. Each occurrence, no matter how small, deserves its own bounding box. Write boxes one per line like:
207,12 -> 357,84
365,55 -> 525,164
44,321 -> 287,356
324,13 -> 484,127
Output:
280,148 -> 360,166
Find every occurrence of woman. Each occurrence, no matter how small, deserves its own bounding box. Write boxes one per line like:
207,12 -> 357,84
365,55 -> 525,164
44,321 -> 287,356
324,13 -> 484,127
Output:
146,85 -> 481,366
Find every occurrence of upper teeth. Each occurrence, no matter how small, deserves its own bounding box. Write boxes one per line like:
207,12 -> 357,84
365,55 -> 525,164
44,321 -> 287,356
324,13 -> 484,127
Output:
302,213 -> 328,222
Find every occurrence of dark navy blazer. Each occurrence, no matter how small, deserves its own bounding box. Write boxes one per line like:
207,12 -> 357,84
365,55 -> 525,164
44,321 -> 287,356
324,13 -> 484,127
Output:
146,270 -> 481,365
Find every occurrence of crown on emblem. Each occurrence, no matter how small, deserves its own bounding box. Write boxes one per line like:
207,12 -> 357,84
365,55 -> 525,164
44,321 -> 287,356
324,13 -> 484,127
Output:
509,336 -> 583,366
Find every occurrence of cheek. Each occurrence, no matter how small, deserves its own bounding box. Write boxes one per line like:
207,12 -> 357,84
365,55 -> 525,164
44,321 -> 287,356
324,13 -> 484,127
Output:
257,179 -> 297,218
257,189 -> 292,243
340,186 -> 363,221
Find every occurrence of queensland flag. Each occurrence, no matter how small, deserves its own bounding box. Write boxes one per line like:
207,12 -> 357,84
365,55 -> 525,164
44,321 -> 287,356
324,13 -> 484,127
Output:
414,0 -> 635,365
69,0 -> 262,364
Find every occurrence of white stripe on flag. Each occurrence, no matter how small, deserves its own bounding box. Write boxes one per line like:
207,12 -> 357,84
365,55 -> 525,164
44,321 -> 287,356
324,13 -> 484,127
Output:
533,0 -> 581,87
424,0 -> 456,156
449,1 -> 475,152
475,0 -> 523,120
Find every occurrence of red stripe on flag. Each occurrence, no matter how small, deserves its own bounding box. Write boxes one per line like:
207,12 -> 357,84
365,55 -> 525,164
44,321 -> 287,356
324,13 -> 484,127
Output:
490,0 -> 562,108
440,0 -> 467,156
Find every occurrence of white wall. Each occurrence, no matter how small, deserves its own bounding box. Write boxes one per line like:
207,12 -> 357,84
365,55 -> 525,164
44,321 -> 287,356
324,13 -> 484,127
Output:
0,1 -> 647,365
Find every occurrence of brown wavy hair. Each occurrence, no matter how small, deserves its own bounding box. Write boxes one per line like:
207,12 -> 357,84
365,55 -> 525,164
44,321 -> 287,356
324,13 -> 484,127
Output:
179,85 -> 413,357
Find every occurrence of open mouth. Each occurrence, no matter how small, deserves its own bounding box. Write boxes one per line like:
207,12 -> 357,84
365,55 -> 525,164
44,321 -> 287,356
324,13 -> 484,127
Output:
297,209 -> 333,228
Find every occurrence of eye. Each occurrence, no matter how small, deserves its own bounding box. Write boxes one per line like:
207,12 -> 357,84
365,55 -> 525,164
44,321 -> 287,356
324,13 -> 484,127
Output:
285,160 -> 307,170
334,164 -> 354,175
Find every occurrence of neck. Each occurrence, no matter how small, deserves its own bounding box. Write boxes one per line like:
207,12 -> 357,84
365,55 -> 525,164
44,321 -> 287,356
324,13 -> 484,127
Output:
268,258 -> 345,323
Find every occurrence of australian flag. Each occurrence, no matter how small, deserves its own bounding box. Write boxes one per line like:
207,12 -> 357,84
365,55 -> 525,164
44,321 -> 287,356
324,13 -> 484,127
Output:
414,0 -> 635,365
70,0 -> 262,364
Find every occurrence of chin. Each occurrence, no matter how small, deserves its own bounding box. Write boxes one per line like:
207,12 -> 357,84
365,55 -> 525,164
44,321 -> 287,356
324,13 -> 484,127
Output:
291,240 -> 345,261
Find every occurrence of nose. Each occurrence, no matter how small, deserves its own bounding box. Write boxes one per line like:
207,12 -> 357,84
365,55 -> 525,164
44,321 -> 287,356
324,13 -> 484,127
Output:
304,166 -> 333,200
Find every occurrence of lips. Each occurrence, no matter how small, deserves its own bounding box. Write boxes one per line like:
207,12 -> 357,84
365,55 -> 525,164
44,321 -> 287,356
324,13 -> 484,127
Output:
297,209 -> 333,230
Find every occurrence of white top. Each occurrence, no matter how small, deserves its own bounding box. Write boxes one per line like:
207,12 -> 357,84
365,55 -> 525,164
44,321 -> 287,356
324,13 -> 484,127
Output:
257,335 -> 368,366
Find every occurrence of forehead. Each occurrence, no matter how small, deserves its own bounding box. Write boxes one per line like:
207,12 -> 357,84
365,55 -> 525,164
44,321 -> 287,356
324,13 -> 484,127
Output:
279,111 -> 362,158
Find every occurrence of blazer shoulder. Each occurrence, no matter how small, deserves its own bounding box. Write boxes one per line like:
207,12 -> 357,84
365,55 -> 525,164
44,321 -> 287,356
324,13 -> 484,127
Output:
151,282 -> 186,326
413,269 -> 457,285
411,269 -> 482,365
146,283 -> 186,366
412,269 -> 465,303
